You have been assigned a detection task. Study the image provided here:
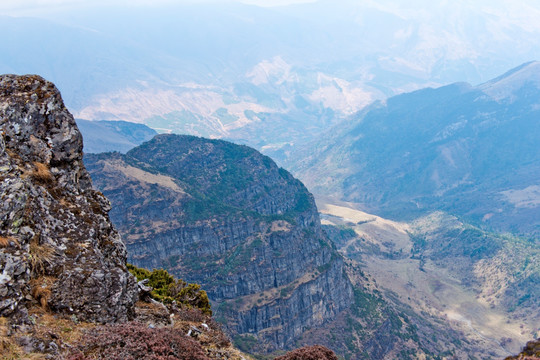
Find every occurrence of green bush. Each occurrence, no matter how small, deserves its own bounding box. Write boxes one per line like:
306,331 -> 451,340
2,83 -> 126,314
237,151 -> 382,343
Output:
127,264 -> 212,315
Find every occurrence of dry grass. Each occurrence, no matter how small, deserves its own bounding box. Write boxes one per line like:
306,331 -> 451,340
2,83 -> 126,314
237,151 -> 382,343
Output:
30,277 -> 56,309
29,309 -> 96,345
0,317 -> 12,353
113,161 -> 184,193
0,236 -> 18,248
30,162 -> 53,184
0,317 -> 45,360
0,236 -> 9,247
29,236 -> 56,275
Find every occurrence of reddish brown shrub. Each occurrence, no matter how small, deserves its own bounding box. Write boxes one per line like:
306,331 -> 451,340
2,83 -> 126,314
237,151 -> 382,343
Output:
274,345 -> 339,360
175,307 -> 207,323
67,322 -> 209,360
173,308 -> 230,348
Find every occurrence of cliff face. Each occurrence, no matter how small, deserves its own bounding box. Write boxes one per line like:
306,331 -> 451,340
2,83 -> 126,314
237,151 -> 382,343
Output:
85,135 -> 353,352
0,74 -> 137,324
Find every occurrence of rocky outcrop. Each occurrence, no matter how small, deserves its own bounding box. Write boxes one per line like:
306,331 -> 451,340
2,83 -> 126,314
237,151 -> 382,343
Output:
85,135 -> 353,352
505,338 -> 540,359
0,74 -> 137,324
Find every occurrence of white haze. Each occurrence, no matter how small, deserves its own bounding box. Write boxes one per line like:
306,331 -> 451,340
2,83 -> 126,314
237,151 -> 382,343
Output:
2,0 -> 540,151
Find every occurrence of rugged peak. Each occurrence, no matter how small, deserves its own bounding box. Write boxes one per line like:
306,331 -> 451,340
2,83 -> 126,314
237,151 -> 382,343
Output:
0,74 -> 92,192
0,74 -> 137,324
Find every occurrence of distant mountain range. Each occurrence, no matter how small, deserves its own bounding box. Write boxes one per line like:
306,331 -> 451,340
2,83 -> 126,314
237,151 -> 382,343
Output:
4,1 -> 540,159
77,119 -> 157,154
289,61 -> 540,235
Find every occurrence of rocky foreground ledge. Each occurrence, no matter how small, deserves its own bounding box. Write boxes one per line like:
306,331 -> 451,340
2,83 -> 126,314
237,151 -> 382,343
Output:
0,74 -> 137,324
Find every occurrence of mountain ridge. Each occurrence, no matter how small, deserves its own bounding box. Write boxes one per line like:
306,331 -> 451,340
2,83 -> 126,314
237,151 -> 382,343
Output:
289,61 -> 540,235
77,119 -> 157,154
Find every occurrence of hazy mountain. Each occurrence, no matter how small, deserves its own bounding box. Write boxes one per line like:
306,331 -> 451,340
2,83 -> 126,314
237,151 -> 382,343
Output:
290,61 -> 540,235
4,1 -> 540,160
77,119 -> 157,154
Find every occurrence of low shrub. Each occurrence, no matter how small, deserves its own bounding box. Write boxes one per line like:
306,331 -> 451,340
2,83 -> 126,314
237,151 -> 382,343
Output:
274,345 -> 339,360
127,264 -> 212,315
67,322 -> 209,360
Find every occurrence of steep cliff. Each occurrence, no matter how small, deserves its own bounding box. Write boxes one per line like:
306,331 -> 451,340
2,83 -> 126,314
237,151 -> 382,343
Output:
0,74 -> 138,324
85,135 -> 354,352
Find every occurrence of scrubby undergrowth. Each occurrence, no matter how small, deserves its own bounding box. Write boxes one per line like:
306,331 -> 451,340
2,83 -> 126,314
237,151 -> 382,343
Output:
127,264 -> 212,315
274,345 -> 339,360
67,322 -> 209,360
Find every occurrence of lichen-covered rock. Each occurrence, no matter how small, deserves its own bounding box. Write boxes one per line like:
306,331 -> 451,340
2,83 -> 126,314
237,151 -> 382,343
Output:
0,74 -> 137,324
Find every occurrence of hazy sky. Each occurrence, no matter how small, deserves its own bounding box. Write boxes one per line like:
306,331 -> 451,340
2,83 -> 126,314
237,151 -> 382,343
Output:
0,0 -> 317,16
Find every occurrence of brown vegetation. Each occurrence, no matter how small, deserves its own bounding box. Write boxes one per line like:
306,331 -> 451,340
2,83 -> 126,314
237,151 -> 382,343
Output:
30,276 -> 56,309
0,235 -> 18,248
0,300 -> 245,360
274,345 -> 339,360
0,317 -> 12,354
67,322 -> 209,360
28,236 -> 56,275
30,161 -> 54,184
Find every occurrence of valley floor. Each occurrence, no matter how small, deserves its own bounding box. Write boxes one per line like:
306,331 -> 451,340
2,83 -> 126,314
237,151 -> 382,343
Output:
316,197 -> 537,358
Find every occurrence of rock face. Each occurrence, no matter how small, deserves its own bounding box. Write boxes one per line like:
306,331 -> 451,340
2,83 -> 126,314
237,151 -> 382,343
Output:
85,134 -> 353,352
0,74 -> 137,324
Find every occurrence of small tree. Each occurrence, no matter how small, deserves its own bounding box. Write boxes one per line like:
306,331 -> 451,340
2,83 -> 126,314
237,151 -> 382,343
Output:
127,264 -> 212,315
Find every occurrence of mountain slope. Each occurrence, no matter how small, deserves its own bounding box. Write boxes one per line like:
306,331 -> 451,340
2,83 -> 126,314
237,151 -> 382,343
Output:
77,119 -> 157,154
290,61 -> 540,235
319,200 -> 539,358
84,134 -> 354,353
